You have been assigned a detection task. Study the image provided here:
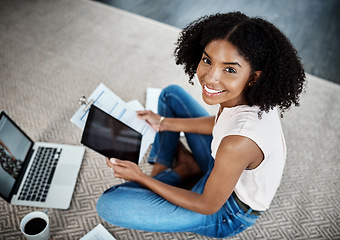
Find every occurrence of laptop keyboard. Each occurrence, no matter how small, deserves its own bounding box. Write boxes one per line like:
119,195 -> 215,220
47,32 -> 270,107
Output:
18,147 -> 62,202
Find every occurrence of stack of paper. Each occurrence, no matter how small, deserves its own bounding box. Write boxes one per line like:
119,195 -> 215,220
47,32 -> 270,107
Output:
80,224 -> 116,240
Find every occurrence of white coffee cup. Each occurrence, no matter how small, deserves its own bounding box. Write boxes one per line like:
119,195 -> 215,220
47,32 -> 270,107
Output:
20,210 -> 50,240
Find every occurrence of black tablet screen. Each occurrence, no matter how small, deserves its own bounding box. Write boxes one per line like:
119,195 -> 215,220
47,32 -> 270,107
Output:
81,105 -> 142,164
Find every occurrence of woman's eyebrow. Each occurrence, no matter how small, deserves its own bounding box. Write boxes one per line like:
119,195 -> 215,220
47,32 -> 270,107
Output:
224,62 -> 241,67
203,51 -> 241,67
203,50 -> 211,59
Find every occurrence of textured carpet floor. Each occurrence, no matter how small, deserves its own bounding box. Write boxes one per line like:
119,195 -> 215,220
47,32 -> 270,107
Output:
0,0 -> 339,239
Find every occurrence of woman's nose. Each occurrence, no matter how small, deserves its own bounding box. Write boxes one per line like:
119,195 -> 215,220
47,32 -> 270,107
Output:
205,66 -> 221,83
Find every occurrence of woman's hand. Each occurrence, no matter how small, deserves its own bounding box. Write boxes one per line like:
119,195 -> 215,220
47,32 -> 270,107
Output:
136,110 -> 163,132
106,158 -> 144,182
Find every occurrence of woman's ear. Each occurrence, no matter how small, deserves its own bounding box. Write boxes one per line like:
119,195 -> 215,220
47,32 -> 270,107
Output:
248,71 -> 262,86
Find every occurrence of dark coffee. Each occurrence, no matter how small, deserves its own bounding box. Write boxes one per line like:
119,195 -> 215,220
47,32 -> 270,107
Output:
24,217 -> 47,235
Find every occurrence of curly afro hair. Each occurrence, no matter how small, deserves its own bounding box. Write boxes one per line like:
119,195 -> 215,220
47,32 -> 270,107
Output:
174,12 -> 306,116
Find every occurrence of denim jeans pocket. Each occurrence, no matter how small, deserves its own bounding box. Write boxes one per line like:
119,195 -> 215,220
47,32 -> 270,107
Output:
219,198 -> 259,237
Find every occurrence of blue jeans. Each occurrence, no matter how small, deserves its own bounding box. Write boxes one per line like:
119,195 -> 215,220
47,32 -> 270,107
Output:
96,85 -> 259,238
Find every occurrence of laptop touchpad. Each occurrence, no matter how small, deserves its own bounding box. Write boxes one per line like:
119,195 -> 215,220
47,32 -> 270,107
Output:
53,165 -> 77,186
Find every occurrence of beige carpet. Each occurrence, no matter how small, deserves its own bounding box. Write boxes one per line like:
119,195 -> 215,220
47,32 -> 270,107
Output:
1,0 -> 339,239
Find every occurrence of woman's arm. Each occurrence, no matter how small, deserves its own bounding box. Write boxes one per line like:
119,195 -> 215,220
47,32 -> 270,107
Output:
137,110 -> 215,135
161,116 -> 215,134
109,135 -> 263,215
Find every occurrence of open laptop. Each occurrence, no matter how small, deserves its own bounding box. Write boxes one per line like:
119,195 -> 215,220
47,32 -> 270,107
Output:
0,111 -> 85,209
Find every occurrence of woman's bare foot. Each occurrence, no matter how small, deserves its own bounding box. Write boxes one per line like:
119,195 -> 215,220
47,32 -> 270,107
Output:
173,141 -> 202,180
150,163 -> 168,177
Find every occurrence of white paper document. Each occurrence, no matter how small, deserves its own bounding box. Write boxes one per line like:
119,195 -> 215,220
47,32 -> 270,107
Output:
70,83 -> 156,163
80,224 -> 116,240
146,87 -> 162,113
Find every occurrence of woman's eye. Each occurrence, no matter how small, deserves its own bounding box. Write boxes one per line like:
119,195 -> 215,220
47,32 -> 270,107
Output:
226,67 -> 236,74
202,57 -> 211,65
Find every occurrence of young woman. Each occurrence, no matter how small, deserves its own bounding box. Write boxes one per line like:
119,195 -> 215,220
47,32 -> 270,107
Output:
96,12 -> 305,238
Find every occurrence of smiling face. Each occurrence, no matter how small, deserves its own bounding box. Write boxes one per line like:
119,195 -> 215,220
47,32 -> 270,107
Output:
196,39 -> 258,108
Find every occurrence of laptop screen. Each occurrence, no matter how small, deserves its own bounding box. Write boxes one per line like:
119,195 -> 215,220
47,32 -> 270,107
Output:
0,112 -> 33,200
81,105 -> 142,164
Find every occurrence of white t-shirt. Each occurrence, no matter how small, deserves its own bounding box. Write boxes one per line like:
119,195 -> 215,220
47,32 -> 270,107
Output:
211,105 -> 286,211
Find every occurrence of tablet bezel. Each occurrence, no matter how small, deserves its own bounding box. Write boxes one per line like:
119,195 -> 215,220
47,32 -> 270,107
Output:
81,105 -> 142,164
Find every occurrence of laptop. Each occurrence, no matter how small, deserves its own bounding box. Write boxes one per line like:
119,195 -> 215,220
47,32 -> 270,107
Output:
0,111 -> 85,209
81,105 -> 142,165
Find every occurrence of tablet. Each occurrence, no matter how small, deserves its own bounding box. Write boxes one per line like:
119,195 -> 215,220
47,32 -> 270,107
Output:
81,105 -> 142,164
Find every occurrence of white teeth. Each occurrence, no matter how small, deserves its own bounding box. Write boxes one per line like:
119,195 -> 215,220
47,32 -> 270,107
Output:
204,85 -> 223,94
